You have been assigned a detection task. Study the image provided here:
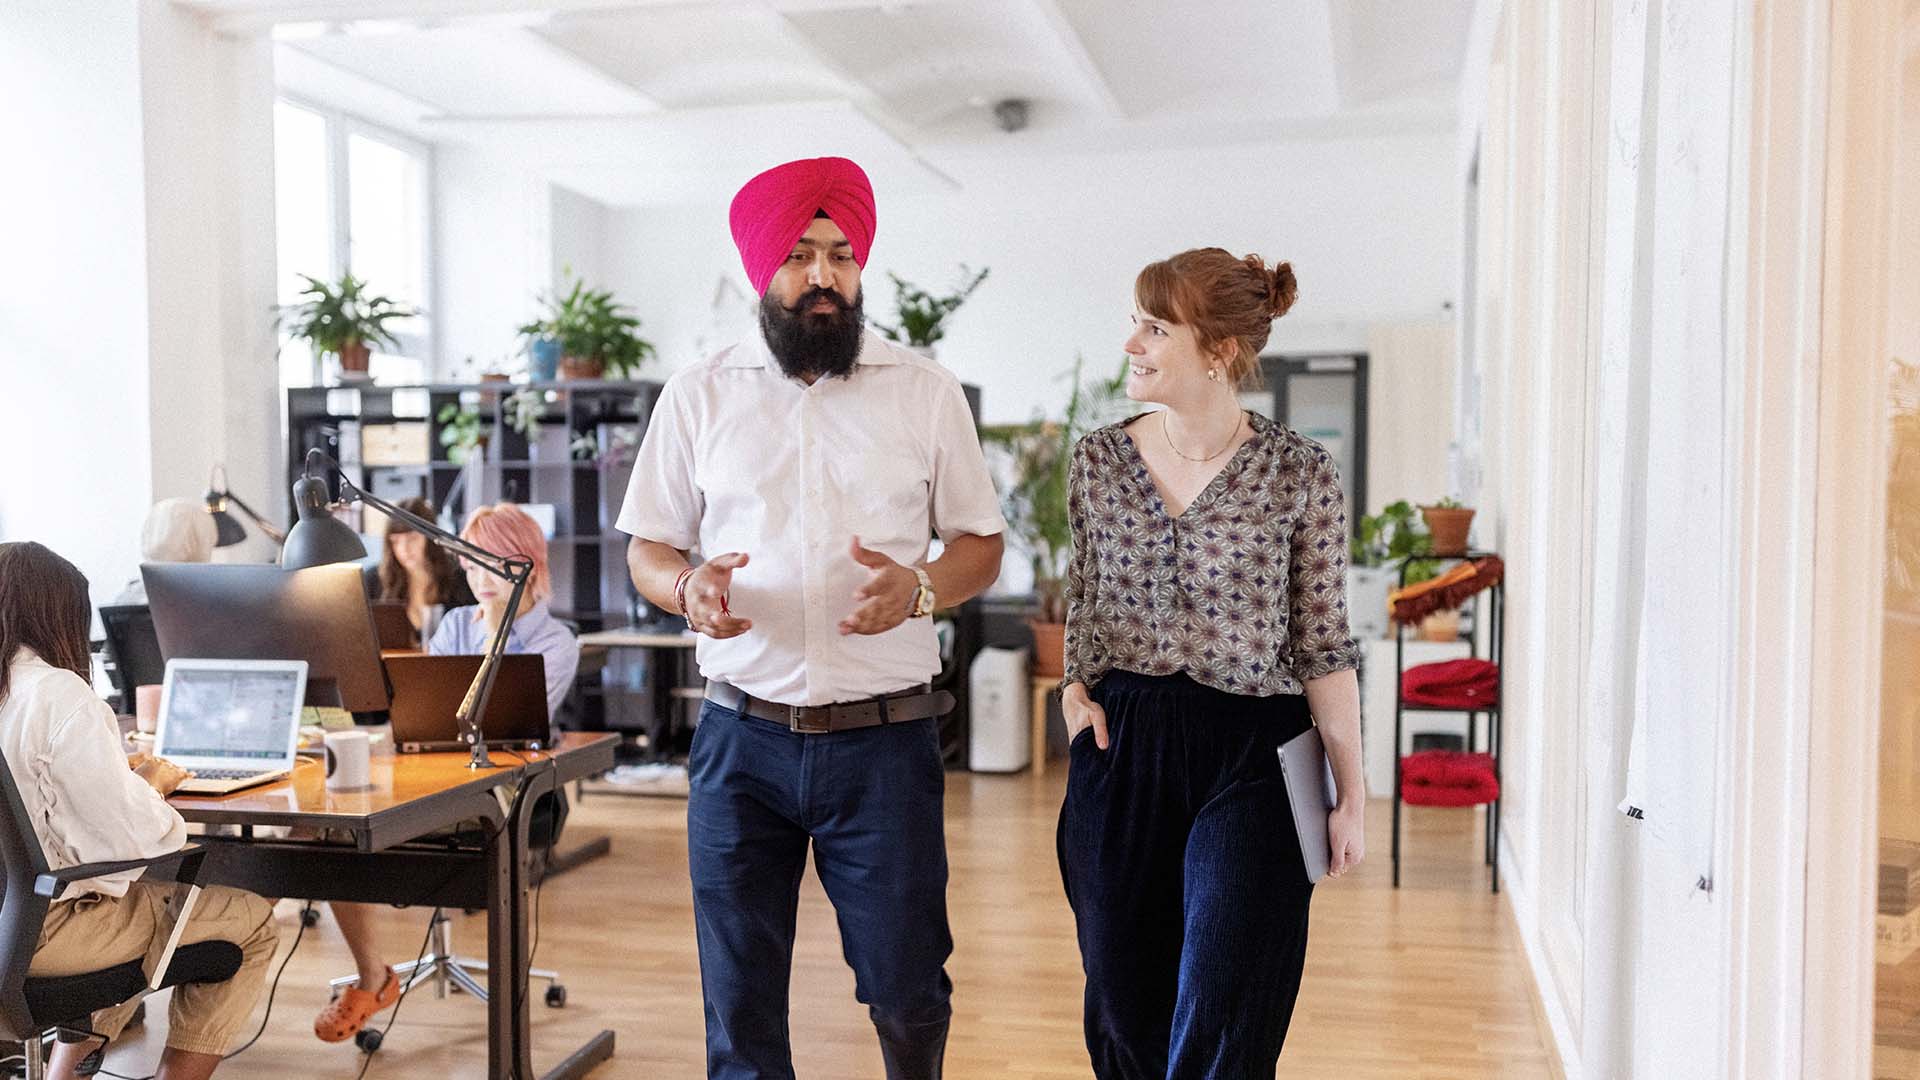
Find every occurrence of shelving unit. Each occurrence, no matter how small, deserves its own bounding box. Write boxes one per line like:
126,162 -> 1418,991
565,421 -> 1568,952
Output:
287,378 -> 990,766
1389,550 -> 1505,892
287,380 -> 666,733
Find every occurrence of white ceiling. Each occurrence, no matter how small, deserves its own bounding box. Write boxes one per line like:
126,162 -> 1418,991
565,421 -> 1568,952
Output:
178,0 -> 1472,206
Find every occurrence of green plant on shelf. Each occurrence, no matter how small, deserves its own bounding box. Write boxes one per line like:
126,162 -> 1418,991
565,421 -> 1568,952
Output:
279,270 -> 413,359
518,272 -> 655,378
872,265 -> 990,349
505,388 -> 546,441
1352,500 -> 1441,586
978,354 -> 1131,622
437,403 -> 485,465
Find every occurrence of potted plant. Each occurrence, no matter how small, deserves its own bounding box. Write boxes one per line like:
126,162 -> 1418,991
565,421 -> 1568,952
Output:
437,403 -> 486,466
1420,496 -> 1476,556
980,355 -> 1130,676
873,265 -> 989,356
281,271 -> 414,383
1348,500 -> 1437,640
519,274 -> 655,381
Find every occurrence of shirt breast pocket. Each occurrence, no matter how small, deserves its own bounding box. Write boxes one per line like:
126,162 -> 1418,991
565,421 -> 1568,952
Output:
836,451 -> 929,546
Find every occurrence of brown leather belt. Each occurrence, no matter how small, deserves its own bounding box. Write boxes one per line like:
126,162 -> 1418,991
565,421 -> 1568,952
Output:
704,681 -> 956,734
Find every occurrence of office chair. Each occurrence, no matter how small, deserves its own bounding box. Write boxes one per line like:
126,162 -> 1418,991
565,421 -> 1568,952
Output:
325,792 -> 571,1052
0,750 -> 243,1080
97,606 -> 165,698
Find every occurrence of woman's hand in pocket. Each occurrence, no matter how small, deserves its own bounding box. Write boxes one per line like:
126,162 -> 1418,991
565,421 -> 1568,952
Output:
1060,681 -> 1109,750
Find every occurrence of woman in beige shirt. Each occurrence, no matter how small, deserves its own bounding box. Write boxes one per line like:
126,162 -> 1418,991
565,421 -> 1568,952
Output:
1058,250 -> 1366,1079
0,542 -> 278,1080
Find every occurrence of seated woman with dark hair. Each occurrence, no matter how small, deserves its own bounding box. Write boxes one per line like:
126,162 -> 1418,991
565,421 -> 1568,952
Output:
374,496 -> 475,645
0,542 -> 278,1080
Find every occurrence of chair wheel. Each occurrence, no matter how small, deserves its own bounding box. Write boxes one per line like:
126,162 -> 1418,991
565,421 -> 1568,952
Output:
355,1028 -> 383,1053
300,906 -> 321,928
545,984 -> 567,1008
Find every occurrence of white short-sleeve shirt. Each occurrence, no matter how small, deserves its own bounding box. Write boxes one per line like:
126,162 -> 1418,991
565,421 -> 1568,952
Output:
616,330 -> 1006,706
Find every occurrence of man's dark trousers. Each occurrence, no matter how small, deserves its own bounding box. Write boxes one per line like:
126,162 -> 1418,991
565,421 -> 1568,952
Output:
687,695 -> 954,1080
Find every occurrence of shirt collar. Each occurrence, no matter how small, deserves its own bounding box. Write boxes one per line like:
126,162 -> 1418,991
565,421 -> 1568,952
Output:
722,328 -> 903,371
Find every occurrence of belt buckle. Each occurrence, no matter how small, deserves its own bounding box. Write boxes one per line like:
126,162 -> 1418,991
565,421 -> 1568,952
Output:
788,705 -> 833,734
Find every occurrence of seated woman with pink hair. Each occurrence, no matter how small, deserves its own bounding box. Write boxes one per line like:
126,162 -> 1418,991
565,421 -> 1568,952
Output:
314,503 -> 579,1043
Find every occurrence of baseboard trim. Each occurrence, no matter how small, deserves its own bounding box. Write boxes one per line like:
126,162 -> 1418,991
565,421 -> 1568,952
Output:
1498,832 -> 1581,1080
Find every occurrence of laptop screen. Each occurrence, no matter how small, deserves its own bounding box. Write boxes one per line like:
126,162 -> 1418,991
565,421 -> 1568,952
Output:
158,665 -> 303,763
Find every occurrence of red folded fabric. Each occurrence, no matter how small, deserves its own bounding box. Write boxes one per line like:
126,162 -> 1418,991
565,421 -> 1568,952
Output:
1390,555 -> 1506,624
1401,658 -> 1500,709
1400,750 -> 1500,807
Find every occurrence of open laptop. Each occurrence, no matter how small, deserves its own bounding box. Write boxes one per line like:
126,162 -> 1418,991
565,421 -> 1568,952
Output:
385,654 -> 551,753
369,600 -> 419,651
155,658 -> 307,795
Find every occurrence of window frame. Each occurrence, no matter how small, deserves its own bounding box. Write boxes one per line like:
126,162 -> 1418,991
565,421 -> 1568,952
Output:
275,93 -> 435,385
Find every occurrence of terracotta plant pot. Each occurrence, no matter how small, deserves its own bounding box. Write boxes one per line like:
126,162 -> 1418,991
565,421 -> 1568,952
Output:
1028,619 -> 1067,678
1421,505 -> 1476,556
337,340 -> 371,377
560,355 -> 605,380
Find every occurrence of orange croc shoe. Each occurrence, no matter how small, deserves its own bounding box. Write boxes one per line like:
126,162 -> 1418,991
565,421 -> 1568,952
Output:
314,968 -> 400,1042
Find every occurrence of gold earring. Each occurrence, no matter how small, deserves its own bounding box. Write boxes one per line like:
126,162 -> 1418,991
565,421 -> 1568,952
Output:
1208,368 -> 1220,382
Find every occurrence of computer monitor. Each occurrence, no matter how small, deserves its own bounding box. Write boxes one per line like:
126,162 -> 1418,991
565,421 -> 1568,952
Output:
98,604 -> 165,694
142,563 -> 392,714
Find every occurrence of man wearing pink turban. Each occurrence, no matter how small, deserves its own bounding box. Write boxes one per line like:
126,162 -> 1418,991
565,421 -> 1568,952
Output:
617,157 -> 1007,1079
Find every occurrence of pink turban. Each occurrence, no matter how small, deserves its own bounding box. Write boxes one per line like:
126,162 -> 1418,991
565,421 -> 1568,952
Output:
728,157 -> 877,295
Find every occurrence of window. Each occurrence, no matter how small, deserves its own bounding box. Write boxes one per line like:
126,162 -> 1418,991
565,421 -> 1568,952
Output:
273,98 -> 432,389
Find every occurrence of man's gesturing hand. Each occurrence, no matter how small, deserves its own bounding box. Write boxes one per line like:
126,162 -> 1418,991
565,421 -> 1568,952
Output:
839,537 -> 918,636
685,552 -> 753,638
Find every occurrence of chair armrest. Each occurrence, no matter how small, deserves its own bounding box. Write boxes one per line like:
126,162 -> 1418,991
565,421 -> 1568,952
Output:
33,846 -> 208,900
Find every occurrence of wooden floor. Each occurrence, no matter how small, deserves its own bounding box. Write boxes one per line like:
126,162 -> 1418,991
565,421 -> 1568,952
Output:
105,773 -> 1556,1078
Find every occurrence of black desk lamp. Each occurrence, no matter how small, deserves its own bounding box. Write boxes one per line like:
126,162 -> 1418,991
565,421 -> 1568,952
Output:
205,465 -> 286,547
280,448 -> 530,770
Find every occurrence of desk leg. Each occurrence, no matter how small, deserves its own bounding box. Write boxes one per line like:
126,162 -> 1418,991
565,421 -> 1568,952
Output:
1031,683 -> 1049,778
485,814 -> 517,1079
511,765 -> 618,1080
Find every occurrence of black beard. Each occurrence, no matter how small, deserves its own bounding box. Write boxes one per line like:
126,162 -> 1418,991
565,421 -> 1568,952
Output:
759,286 -> 865,381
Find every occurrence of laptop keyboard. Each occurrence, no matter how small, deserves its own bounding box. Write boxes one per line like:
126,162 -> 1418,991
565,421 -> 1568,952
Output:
190,769 -> 270,782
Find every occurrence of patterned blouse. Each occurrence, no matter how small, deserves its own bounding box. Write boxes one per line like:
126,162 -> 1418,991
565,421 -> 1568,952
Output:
1063,411 -> 1362,697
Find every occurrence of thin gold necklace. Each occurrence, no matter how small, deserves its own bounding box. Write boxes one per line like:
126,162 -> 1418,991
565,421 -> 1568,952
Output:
1162,410 -> 1242,463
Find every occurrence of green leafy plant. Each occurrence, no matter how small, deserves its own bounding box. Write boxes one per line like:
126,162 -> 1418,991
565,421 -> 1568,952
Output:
280,271 -> 413,356
979,355 -> 1131,622
1352,500 -> 1441,586
518,274 -> 655,378
437,403 -> 485,466
504,388 -> 546,440
1429,495 -> 1464,510
873,266 -> 990,349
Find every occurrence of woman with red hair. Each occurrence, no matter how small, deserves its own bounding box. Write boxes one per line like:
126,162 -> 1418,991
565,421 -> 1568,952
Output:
1057,250 -> 1367,1078
314,504 -> 578,1043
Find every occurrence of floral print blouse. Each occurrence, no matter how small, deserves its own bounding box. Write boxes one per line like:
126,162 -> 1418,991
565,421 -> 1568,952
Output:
1063,411 -> 1362,697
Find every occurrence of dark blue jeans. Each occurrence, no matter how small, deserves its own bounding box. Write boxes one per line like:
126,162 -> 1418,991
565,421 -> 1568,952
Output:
687,697 -> 954,1080
1058,670 -> 1316,1080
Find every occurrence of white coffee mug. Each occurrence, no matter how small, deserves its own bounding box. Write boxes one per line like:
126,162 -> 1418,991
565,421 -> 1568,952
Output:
323,730 -> 373,792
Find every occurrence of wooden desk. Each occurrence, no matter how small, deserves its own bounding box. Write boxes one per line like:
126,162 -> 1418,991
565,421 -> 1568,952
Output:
578,627 -> 700,763
172,732 -> 619,1080
577,627 -> 696,649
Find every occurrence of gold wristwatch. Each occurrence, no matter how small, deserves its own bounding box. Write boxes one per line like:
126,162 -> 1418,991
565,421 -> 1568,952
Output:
908,566 -> 936,618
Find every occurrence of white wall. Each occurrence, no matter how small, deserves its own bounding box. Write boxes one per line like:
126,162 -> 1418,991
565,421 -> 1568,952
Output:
139,0 -> 282,560
596,132 -> 1459,424
435,144 -> 553,377
0,2 -> 283,607
550,184 -> 608,294
0,3 -> 154,607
